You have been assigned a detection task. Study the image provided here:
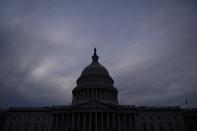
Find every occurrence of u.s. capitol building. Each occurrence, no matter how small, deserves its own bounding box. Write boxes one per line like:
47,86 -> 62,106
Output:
0,49 -> 196,131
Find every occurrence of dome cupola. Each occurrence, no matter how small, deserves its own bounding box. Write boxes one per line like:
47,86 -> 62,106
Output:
72,48 -> 118,104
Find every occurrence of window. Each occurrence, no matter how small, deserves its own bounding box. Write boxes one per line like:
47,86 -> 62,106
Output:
150,123 -> 154,131
16,123 -> 21,131
176,122 -> 180,131
9,123 -> 13,131
168,122 -> 172,131
41,123 -> 45,131
34,123 -> 38,131
143,123 -> 147,131
25,122 -> 29,131
159,122 -> 163,131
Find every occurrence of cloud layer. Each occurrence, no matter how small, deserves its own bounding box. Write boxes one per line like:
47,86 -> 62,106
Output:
0,1 -> 197,108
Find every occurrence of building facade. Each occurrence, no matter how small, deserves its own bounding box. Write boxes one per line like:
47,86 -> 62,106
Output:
0,49 -> 197,131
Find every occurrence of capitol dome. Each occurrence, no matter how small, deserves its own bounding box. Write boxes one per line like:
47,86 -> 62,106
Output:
72,48 -> 118,104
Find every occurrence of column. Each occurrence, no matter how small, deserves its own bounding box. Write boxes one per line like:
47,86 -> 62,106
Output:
88,88 -> 91,99
99,88 -> 101,99
112,92 -> 114,102
98,88 -> 100,100
104,89 -> 106,100
110,90 -> 113,101
116,93 -> 118,102
75,92 -> 77,101
111,92 -> 113,101
87,89 -> 89,99
101,88 -> 105,99
108,91 -> 110,101
96,88 -> 97,99
100,88 -> 102,100
93,89 -> 95,99
55,114 -> 58,131
77,91 -> 79,101
85,89 -> 87,99
113,113 -> 115,129
91,88 -> 93,99
90,88 -> 91,99
53,114 -> 57,131
118,114 -> 121,131
86,89 -> 88,99
107,90 -> 109,100
81,90 -> 83,100
110,90 -> 111,101
66,114 -> 69,131
103,90 -> 105,100
97,88 -> 99,99
83,90 -> 85,100
109,91 -> 111,101
89,112 -> 92,131
95,112 -> 98,131
72,113 -> 74,129
124,114 -> 127,131
61,113 -> 64,131
78,90 -> 80,100
101,112 -> 104,131
107,113 -> 109,130
52,114 -> 55,131
128,114 -> 132,131
113,92 -> 115,102
77,113 -> 80,130
74,92 -> 76,102
89,88 -> 91,99
83,113 -> 86,131
88,88 -> 90,99
72,95 -> 74,103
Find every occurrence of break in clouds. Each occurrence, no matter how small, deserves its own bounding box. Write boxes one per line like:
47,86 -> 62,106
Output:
0,0 -> 197,108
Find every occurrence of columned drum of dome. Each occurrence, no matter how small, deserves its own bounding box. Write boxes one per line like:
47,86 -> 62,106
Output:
72,48 -> 118,104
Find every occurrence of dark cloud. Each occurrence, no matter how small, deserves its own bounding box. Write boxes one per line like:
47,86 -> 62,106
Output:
0,0 -> 197,108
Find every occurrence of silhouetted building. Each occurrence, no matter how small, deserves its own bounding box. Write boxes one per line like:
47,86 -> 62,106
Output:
0,49 -> 197,131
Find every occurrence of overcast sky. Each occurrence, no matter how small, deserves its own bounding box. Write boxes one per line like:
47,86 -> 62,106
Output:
0,0 -> 197,108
